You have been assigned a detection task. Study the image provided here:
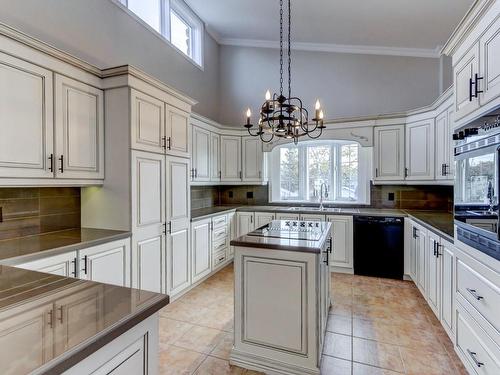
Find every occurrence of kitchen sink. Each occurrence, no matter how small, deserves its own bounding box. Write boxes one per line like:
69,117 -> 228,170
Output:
287,206 -> 344,213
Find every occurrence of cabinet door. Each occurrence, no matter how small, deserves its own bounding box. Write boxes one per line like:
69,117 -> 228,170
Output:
165,156 -> 191,295
242,137 -> 263,182
435,110 -> 449,181
0,303 -> 54,374
191,219 -> 212,283
0,52 -> 54,179
54,285 -> 104,356
220,136 -> 242,182
130,89 -> 165,154
301,214 -> 326,222
166,105 -> 190,158
326,215 -> 354,270
228,212 -> 236,258
454,44 -> 480,121
441,241 -> 455,337
254,212 -> 275,228
275,213 -> 300,221
373,125 -> 405,181
131,151 -> 166,294
210,133 -> 221,182
191,126 -> 211,181
15,251 -> 77,278
79,239 -> 131,287
90,337 -> 146,375
236,212 -> 255,236
54,75 -> 104,179
479,16 -> 500,106
416,227 -> 427,295
405,119 -> 435,180
426,232 -> 441,319
409,224 -> 418,281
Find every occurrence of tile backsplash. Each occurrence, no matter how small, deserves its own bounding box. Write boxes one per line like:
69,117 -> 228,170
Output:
0,187 -> 81,240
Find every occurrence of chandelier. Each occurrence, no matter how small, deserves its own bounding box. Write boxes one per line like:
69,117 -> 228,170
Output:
244,0 -> 325,144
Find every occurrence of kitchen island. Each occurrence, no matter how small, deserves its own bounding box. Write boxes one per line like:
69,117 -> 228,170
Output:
230,220 -> 332,375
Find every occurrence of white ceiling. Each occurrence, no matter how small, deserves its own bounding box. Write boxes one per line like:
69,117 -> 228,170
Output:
186,0 -> 475,56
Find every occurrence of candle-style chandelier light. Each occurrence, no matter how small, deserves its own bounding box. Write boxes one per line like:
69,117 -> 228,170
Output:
244,0 -> 325,144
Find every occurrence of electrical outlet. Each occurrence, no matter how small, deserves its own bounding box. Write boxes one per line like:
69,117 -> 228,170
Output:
228,191 -> 233,198
247,191 -> 254,199
388,192 -> 395,201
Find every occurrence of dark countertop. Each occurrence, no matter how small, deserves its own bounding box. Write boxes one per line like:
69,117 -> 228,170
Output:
404,210 -> 454,242
0,228 -> 131,265
0,265 -> 168,374
191,205 -> 240,220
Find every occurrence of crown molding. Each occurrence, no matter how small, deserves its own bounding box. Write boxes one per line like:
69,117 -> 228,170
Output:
219,38 -> 441,58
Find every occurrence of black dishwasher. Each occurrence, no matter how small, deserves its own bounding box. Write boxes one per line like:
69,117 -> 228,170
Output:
353,216 -> 404,280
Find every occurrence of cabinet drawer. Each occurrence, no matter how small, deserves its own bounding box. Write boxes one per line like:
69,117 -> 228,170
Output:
212,238 -> 228,254
212,215 -> 227,229
212,226 -> 228,241
457,258 -> 500,333
213,249 -> 227,268
456,304 -> 500,375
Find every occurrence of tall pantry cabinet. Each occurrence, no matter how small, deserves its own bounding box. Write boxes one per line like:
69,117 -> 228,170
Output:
82,67 -> 195,298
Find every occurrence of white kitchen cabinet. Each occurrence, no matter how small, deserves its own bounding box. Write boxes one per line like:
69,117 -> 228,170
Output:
405,119 -> 435,180
0,52 -> 54,179
0,302 -> 54,374
228,212 -> 236,258
165,105 -> 190,158
130,89 -> 165,154
191,126 -> 211,182
416,225 -> 428,295
165,156 -> 191,296
454,44 -> 480,121
16,251 -> 77,278
220,136 -> 242,182
131,151 -> 166,294
409,223 -> 418,281
254,212 -> 275,228
275,213 -> 300,221
237,212 -> 255,237
242,137 -> 263,182
479,16 -> 500,106
435,108 -> 454,181
373,125 -> 405,181
441,239 -> 455,338
326,215 -> 353,271
426,231 -> 441,318
301,214 -> 326,222
210,133 -> 221,182
54,285 -> 104,356
191,218 -> 212,284
79,239 -> 131,287
54,74 -> 104,180
87,336 -> 146,375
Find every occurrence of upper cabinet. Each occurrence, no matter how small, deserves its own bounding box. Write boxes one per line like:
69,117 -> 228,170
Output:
210,133 -> 221,182
166,105 -> 190,158
131,89 -> 165,154
435,107 -> 454,181
0,52 -> 54,179
220,136 -> 242,182
373,125 -> 405,181
242,137 -> 264,182
454,44 -> 480,121
479,15 -> 500,106
191,126 -> 211,182
54,74 -> 104,180
405,119 -> 435,180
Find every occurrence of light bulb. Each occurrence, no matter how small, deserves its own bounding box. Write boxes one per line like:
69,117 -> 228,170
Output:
246,108 -> 251,118
265,90 -> 271,101
315,99 -> 321,110
319,110 -> 324,119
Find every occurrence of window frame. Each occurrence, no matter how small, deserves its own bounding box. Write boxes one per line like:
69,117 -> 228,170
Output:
270,140 -> 371,205
114,0 -> 204,69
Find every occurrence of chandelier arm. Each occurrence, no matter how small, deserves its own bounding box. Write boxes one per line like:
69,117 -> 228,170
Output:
306,127 -> 323,139
288,0 -> 292,100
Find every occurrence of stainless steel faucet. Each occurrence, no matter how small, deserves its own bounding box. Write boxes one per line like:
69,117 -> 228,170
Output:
319,183 -> 329,210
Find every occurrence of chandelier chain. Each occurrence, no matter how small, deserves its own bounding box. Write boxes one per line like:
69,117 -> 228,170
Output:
288,0 -> 291,100
279,0 -> 284,96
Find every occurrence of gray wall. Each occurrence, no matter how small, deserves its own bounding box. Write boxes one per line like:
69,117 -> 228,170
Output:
218,45 -> 441,125
0,0 -> 220,119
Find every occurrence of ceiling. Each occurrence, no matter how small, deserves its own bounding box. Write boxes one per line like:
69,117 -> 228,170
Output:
186,0 -> 475,56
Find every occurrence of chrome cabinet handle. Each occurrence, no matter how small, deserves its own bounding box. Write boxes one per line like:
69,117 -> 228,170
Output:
466,288 -> 484,301
467,349 -> 484,368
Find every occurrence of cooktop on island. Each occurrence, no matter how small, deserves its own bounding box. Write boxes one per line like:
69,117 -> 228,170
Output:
247,220 -> 328,241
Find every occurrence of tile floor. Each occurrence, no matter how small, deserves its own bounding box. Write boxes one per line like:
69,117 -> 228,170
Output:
158,265 -> 468,375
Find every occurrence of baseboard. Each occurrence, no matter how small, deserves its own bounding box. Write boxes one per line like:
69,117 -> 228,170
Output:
230,350 -> 320,375
329,266 -> 354,274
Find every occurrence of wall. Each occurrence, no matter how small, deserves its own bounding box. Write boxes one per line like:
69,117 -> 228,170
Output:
0,188 -> 81,240
218,45 -> 441,125
0,0 -> 220,119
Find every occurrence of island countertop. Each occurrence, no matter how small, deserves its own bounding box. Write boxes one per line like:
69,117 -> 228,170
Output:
0,228 -> 131,265
0,264 -> 168,375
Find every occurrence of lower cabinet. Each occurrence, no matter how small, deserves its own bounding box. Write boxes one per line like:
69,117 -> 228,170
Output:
237,212 -> 255,237
326,215 -> 354,271
254,212 -> 275,228
426,231 -> 442,318
228,212 -> 236,258
16,251 -> 77,278
416,225 -> 428,295
166,226 -> 191,296
440,240 -> 455,338
191,218 -> 212,284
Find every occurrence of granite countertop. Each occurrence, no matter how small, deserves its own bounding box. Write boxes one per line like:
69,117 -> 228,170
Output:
404,210 -> 454,241
191,205 -> 240,220
0,265 -> 168,374
231,221 -> 332,253
0,228 -> 131,265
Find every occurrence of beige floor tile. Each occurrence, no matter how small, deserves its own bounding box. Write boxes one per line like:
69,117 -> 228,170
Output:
174,326 -> 226,354
352,337 -> 405,373
320,355 -> 352,375
196,305 -> 234,331
330,302 -> 352,317
194,357 -> 245,375
160,301 -> 209,324
323,332 -> 352,360
159,317 -> 195,349
400,347 -> 457,375
352,362 -> 403,375
210,332 -> 234,360
326,314 -> 352,336
159,345 -> 206,375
